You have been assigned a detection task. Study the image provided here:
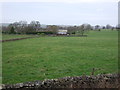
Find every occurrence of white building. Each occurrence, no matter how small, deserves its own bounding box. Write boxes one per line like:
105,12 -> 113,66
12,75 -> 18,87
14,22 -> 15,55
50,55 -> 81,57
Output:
57,30 -> 68,35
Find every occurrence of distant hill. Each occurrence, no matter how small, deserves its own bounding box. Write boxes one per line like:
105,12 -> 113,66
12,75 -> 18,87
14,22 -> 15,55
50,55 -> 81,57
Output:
1,23 -> 11,26
41,24 -> 47,28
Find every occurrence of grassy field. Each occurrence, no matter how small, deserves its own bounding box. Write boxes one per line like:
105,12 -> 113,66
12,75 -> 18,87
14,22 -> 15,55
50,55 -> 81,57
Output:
2,30 -> 118,84
2,34 -> 34,40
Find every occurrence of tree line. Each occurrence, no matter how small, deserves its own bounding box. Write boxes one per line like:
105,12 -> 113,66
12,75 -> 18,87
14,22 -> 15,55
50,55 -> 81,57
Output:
2,21 -> 117,35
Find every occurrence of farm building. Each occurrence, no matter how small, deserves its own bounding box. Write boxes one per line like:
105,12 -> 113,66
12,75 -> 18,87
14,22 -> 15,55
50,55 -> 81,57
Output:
57,30 -> 68,35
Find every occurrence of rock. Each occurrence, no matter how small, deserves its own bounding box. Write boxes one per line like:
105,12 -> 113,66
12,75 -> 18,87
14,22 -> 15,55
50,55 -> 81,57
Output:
2,73 -> 119,89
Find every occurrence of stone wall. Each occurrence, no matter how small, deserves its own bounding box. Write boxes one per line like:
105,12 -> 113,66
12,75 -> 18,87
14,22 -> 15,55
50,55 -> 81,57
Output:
1,37 -> 35,42
1,73 -> 120,89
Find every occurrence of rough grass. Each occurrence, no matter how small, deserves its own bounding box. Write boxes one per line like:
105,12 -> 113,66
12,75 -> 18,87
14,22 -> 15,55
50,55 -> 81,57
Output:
2,30 -> 118,84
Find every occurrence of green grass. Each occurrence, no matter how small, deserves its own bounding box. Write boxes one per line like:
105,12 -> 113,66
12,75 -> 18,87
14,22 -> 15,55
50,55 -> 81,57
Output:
2,30 -> 118,84
2,34 -> 34,40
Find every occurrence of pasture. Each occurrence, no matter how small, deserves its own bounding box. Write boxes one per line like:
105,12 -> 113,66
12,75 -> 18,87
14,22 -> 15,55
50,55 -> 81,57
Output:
2,30 -> 118,84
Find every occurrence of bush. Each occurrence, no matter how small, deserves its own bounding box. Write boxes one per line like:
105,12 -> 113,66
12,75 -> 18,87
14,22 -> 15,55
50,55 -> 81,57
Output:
40,33 -> 45,36
72,32 -> 75,34
37,33 -> 41,35
37,31 -> 54,35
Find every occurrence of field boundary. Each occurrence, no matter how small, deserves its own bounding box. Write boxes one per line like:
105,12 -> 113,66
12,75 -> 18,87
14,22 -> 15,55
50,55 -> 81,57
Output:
1,35 -> 87,42
1,73 -> 120,89
46,34 -> 88,37
1,36 -> 38,42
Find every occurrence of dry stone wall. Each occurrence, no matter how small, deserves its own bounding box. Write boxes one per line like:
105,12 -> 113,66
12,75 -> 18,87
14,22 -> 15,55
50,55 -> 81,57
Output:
1,73 -> 120,89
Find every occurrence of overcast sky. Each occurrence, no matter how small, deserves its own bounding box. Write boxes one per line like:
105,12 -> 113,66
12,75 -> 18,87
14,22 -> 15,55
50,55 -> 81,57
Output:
1,0 -> 119,26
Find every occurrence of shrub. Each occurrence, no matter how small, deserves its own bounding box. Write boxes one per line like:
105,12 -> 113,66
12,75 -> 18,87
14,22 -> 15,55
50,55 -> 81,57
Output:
40,33 -> 45,36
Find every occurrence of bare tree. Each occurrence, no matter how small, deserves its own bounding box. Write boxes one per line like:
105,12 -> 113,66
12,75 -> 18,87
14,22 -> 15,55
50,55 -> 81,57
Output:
106,24 -> 112,29
47,25 -> 58,34
83,24 -> 92,30
30,21 -> 41,32
11,21 -> 28,34
94,25 -> 101,31
77,24 -> 91,35
18,21 -> 28,34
